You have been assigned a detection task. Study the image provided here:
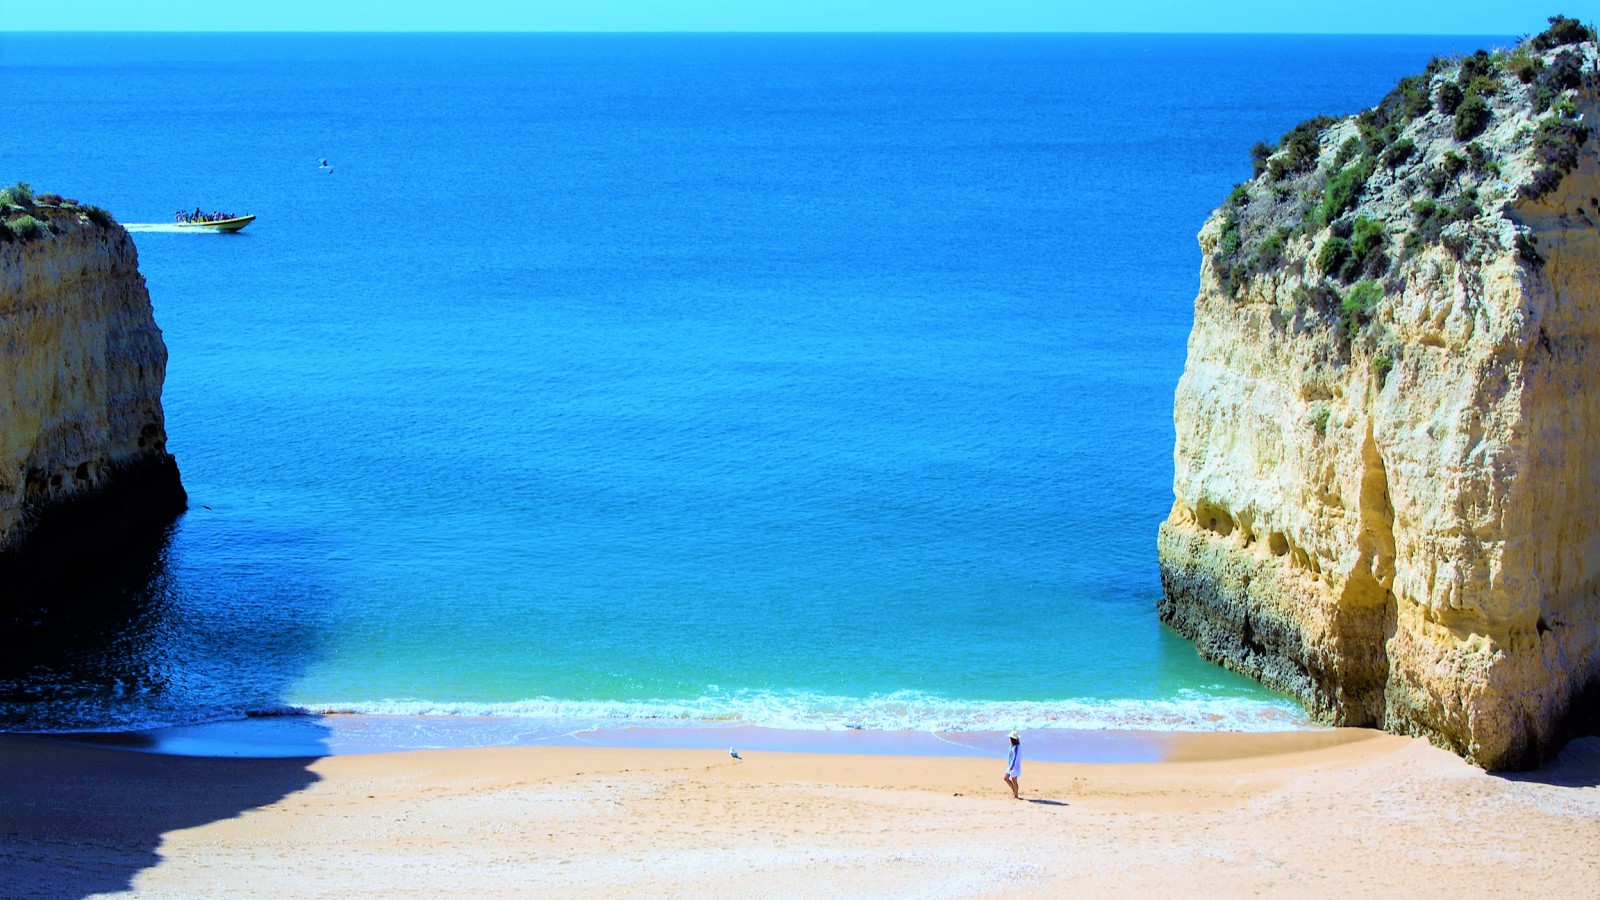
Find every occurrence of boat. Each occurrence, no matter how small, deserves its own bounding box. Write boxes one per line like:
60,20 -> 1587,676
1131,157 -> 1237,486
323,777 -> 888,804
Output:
175,214 -> 255,232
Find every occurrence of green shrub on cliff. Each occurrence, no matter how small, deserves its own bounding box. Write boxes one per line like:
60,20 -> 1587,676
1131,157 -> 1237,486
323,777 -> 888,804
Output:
1521,168 -> 1565,200
1531,14 -> 1596,50
1404,191 -> 1482,256
1264,116 -> 1338,181
1349,218 -> 1389,273
1421,167 -> 1449,197
1504,45 -> 1544,84
1319,217 -> 1388,283
1453,94 -> 1491,141
1520,117 -> 1594,201
1339,281 -> 1384,338
1215,197 -> 1300,297
1315,158 -> 1375,227
1318,236 -> 1351,278
1456,52 -> 1502,102
1371,352 -> 1395,385
1331,137 -> 1362,169
1533,49 -> 1585,113
1249,142 -> 1275,178
1532,117 -> 1592,171
1,214 -> 50,242
1395,73 -> 1436,121
1359,116 -> 1401,157
0,181 -> 34,208
1215,207 -> 1245,296
1252,227 -> 1292,271
1463,142 -> 1499,177
1516,231 -> 1544,265
1380,138 -> 1417,169
1347,61 -> 1442,161
1419,151 -> 1472,198
1435,81 -> 1464,115
1219,17 -> 1593,317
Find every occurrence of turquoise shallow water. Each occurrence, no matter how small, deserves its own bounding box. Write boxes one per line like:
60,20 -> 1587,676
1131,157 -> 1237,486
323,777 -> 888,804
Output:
0,33 -> 1504,749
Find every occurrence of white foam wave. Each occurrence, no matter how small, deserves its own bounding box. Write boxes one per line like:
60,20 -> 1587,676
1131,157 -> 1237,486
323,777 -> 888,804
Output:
295,690 -> 1311,733
5,701 -> 312,735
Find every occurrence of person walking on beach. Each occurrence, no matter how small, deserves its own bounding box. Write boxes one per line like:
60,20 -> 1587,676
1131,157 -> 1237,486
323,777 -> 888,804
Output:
1003,730 -> 1021,799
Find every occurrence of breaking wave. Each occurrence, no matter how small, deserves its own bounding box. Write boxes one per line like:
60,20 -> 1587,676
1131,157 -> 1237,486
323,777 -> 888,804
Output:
296,689 -> 1311,733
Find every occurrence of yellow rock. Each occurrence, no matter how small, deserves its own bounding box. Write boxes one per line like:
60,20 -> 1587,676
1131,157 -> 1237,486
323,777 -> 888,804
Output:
0,204 -> 185,586
1159,40 -> 1600,769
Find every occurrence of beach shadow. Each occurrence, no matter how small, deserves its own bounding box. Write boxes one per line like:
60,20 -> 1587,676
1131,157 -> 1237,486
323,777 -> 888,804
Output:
1024,798 -> 1070,806
0,733 -> 324,900
1494,736 -> 1600,789
0,515 -> 331,898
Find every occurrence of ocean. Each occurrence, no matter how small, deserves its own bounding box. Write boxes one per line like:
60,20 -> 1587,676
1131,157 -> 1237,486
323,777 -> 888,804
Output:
0,32 -> 1505,756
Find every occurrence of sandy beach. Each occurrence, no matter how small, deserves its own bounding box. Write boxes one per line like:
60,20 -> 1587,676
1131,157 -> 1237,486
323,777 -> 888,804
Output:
3,729 -> 1597,898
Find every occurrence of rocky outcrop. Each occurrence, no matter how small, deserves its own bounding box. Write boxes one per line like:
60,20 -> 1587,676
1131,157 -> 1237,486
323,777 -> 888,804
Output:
1159,23 -> 1600,769
0,195 -> 186,604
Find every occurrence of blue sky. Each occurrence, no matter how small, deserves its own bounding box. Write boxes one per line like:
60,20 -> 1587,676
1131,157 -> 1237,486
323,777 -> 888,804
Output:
0,1 -> 1558,33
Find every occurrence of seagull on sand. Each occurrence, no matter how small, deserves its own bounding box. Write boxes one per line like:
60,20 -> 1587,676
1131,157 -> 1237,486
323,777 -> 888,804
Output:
729,748 -> 742,760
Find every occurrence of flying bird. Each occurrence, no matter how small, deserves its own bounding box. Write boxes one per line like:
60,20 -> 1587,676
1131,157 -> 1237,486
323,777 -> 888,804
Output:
318,157 -> 329,168
729,748 -> 742,760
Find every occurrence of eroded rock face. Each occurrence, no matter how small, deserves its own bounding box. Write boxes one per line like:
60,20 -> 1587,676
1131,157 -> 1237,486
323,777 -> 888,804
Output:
1159,35 -> 1600,769
0,204 -> 186,601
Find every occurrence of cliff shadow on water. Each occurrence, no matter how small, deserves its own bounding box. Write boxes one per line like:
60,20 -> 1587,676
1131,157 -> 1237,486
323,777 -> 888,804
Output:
0,456 -> 186,612
0,499 -> 187,695
0,509 -> 331,897
1,183 -> 331,891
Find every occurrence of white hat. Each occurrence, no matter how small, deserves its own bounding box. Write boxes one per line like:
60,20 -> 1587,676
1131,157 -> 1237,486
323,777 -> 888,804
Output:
1008,730 -> 1020,741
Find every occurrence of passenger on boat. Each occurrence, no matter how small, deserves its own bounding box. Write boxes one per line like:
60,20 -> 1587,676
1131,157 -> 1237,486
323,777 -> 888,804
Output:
176,207 -> 240,223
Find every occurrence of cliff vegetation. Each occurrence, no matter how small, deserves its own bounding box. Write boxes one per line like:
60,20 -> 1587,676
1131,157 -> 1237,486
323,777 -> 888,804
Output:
1159,16 -> 1600,769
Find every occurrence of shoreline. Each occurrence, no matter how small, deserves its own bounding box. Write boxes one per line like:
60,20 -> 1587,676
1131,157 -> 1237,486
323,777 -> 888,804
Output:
19,711 -> 1340,761
4,730 -> 1596,896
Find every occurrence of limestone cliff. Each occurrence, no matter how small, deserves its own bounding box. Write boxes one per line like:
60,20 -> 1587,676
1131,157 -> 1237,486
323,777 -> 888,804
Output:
0,190 -> 186,603
1158,21 -> 1600,769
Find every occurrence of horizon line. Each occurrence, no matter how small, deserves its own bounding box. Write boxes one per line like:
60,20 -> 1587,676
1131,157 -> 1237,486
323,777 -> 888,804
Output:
0,28 -> 1525,37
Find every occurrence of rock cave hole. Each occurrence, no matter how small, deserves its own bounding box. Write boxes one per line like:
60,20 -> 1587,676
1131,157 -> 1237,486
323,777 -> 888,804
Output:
1269,531 -> 1290,557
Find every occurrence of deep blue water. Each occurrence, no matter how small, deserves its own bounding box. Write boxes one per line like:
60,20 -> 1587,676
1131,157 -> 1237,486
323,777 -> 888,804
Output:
0,33 -> 1508,747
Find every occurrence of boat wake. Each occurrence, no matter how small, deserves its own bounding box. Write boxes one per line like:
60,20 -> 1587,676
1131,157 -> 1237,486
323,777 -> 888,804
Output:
123,223 -> 218,233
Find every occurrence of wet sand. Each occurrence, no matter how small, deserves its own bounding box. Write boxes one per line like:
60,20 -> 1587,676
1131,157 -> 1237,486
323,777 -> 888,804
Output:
3,729 -> 1597,897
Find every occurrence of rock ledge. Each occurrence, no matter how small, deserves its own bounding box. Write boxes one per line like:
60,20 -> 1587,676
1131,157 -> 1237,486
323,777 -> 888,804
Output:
1159,22 -> 1600,769
0,194 -> 186,605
